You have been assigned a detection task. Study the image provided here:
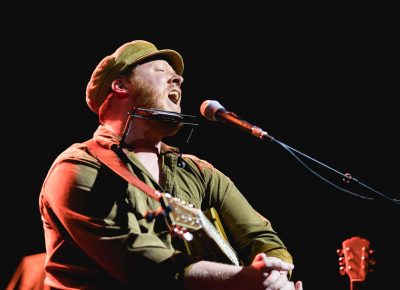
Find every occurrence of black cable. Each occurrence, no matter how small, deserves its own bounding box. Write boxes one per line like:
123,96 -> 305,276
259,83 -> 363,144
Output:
267,137 -> 400,206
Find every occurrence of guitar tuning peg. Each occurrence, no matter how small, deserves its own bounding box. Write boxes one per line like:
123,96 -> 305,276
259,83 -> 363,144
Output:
171,226 -> 194,242
369,249 -> 375,255
368,258 -> 376,272
172,226 -> 183,236
337,248 -> 344,256
368,257 -> 376,266
182,231 -> 193,241
339,266 -> 346,275
338,257 -> 345,266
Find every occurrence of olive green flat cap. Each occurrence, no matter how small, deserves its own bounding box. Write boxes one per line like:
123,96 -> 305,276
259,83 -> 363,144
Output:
86,40 -> 184,114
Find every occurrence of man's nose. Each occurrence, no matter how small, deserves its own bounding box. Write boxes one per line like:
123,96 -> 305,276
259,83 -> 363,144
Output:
169,73 -> 184,87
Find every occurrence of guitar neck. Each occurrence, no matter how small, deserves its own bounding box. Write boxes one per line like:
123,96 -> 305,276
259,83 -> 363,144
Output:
350,281 -> 365,290
198,210 -> 240,266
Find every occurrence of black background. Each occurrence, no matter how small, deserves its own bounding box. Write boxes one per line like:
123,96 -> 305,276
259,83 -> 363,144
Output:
3,5 -> 399,289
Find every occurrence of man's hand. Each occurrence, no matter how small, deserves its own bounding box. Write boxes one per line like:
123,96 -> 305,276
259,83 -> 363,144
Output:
183,254 -> 303,290
250,253 -> 303,290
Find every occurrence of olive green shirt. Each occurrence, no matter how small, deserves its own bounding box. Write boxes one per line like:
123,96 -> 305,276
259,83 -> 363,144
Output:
39,125 -> 292,289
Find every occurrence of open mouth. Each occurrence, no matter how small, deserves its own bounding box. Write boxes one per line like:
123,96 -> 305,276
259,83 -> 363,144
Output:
168,90 -> 180,104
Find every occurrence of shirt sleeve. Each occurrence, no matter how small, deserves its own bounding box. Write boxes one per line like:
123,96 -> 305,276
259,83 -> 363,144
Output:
198,161 -> 293,266
40,158 -> 191,288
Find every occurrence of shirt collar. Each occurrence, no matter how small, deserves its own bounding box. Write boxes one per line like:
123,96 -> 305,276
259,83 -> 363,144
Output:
92,125 -> 180,155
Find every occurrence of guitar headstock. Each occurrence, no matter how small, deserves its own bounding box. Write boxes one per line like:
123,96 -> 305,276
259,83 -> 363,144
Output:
149,193 -> 240,265
337,236 -> 375,283
159,193 -> 202,240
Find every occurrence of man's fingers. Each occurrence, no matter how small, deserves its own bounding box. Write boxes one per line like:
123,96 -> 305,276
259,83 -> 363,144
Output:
295,280 -> 303,290
262,255 -> 294,271
253,252 -> 267,263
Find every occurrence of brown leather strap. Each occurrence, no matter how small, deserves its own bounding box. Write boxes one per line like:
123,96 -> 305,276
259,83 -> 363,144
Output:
85,140 -> 161,201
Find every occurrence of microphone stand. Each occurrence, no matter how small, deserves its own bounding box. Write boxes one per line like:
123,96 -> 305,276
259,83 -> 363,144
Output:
258,131 -> 400,207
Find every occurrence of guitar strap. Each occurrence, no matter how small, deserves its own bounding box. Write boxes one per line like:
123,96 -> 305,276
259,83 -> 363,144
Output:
84,140 -> 161,203
85,140 -> 240,265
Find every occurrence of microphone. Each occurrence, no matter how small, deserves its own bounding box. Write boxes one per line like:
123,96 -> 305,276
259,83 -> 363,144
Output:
200,100 -> 273,140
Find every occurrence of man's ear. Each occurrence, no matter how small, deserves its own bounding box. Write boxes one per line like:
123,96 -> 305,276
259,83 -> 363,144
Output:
111,78 -> 129,98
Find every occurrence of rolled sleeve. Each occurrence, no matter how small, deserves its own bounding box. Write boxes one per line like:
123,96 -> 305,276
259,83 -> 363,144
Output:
202,165 -> 293,266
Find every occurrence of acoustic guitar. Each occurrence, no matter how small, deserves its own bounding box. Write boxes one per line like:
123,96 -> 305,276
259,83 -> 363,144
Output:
157,193 -> 240,265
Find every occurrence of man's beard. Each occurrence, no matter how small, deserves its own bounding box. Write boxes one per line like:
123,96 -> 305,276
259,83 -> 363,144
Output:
133,79 -> 183,137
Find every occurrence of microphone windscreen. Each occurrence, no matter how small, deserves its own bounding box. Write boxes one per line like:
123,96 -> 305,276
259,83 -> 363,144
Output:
200,100 -> 224,121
